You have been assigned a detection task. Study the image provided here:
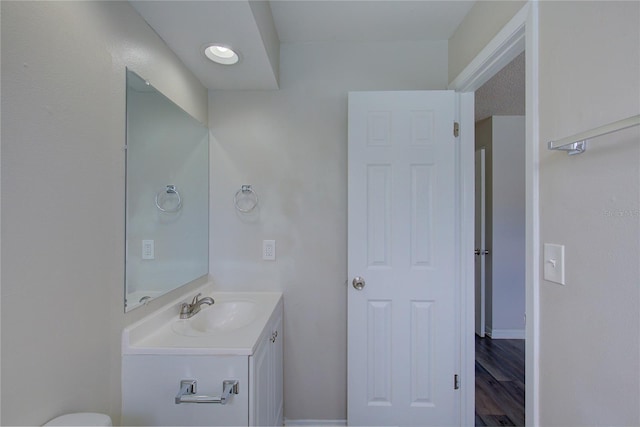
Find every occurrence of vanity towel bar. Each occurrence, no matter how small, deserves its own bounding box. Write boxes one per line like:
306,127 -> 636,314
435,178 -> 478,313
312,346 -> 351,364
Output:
547,114 -> 640,155
175,379 -> 239,405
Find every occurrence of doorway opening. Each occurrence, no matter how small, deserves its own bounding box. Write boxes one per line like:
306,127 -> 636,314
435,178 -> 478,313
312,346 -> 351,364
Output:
450,3 -> 539,424
473,52 -> 526,426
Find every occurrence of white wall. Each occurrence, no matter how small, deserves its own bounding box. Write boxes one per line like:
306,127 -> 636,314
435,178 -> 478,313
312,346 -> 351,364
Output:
448,0 -> 526,84
538,2 -> 639,425
491,116 -> 526,336
1,2 -> 208,425
209,40 -> 448,421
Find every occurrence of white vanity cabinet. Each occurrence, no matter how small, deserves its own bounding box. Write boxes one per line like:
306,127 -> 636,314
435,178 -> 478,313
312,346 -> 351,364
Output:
121,290 -> 283,427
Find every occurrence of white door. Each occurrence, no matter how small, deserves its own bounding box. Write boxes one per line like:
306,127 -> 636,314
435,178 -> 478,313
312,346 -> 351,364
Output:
474,148 -> 486,337
348,91 -> 459,426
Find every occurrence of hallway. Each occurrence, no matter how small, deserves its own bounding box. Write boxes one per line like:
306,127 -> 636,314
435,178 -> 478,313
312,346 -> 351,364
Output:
475,336 -> 525,426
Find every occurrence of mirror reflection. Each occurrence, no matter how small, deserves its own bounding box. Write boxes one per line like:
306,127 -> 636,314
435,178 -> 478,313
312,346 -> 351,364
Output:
125,69 -> 209,311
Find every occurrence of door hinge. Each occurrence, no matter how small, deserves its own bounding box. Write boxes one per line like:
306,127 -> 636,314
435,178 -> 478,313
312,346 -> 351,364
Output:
454,374 -> 460,390
453,122 -> 460,138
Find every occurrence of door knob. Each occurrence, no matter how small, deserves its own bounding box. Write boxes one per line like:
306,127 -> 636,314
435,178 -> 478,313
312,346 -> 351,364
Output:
474,249 -> 489,255
352,277 -> 365,290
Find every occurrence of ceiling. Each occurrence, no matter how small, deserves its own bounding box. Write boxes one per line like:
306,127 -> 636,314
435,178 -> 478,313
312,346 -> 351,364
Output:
130,0 -> 475,91
475,52 -> 525,122
270,1 -> 475,43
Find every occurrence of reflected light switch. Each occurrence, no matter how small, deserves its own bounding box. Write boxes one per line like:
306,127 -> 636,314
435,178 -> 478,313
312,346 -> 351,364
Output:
544,243 -> 565,285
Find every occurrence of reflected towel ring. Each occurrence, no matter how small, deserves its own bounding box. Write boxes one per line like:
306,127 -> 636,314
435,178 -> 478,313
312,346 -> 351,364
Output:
234,185 -> 259,213
156,185 -> 182,213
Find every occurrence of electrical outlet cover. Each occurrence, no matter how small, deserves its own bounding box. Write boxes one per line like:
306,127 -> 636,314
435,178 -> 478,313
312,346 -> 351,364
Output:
263,240 -> 276,261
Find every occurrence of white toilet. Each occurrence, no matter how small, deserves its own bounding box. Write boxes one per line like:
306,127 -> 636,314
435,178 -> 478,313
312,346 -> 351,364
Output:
43,412 -> 112,426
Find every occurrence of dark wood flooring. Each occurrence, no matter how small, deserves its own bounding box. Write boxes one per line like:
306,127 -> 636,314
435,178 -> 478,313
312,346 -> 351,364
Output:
475,335 -> 525,426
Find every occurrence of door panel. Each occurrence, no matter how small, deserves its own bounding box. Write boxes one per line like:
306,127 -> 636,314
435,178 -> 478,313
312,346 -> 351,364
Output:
475,148 -> 486,337
348,91 -> 459,426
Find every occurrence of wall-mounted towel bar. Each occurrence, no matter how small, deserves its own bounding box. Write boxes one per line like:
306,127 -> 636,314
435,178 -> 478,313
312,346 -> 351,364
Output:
548,114 -> 640,155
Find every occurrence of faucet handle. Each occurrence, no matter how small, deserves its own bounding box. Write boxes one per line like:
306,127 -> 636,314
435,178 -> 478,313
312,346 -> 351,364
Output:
179,303 -> 191,319
191,293 -> 202,305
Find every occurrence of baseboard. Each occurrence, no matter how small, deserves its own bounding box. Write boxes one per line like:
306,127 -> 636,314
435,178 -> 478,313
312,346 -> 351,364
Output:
284,419 -> 347,426
486,327 -> 525,339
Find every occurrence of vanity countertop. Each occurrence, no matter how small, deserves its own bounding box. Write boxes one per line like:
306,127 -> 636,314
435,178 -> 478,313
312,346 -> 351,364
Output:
122,286 -> 283,356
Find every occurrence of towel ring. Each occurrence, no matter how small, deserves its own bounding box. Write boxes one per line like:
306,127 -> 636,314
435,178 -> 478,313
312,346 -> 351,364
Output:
234,185 -> 259,213
156,185 -> 182,213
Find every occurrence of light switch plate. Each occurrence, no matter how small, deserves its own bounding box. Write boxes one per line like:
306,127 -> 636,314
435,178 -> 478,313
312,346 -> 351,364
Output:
543,243 -> 565,285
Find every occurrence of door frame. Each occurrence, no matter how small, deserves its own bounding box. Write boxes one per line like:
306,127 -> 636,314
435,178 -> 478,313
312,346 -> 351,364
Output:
449,2 -> 539,426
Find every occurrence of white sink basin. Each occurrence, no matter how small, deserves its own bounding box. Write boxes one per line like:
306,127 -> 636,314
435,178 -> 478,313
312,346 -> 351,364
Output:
122,288 -> 282,355
172,300 -> 259,336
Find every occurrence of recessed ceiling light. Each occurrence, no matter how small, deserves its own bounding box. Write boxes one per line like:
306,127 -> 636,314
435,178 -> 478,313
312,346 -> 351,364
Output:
204,44 -> 239,65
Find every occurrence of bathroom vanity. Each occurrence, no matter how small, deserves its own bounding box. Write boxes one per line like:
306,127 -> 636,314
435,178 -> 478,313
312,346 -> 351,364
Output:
121,288 -> 283,426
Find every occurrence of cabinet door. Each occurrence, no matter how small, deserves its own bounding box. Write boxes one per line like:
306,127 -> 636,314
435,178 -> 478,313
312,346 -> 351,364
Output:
250,303 -> 284,427
271,310 -> 284,426
251,332 -> 271,427
122,355 -> 248,426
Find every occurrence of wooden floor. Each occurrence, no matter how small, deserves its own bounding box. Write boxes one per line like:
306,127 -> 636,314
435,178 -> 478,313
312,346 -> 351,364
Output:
475,335 -> 525,426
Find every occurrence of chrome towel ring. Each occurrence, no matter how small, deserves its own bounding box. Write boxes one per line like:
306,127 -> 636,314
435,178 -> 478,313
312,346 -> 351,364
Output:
155,185 -> 182,213
234,185 -> 259,213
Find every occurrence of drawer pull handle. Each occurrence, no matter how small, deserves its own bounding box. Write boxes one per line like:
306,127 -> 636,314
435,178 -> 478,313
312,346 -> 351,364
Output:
175,379 -> 239,404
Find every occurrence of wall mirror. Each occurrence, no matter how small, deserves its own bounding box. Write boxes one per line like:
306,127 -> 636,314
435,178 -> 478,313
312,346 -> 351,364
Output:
125,69 -> 209,312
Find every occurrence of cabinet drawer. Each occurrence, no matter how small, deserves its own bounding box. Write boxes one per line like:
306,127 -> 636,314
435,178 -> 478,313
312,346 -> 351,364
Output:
122,355 -> 248,426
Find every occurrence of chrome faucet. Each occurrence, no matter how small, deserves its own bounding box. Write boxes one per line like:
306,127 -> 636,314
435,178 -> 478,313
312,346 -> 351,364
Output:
179,293 -> 214,319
